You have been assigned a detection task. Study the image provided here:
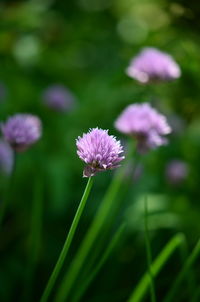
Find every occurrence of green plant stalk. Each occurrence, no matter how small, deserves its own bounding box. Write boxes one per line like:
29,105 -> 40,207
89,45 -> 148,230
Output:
179,236 -> 196,300
72,223 -> 126,302
40,177 -> 93,302
163,239 -> 200,302
54,141 -> 135,302
144,198 -> 156,302
127,233 -> 185,302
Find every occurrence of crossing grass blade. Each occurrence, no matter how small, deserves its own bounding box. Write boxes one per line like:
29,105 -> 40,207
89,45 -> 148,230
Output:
163,239 -> 200,302
144,198 -> 156,302
72,223 -> 126,302
127,233 -> 185,302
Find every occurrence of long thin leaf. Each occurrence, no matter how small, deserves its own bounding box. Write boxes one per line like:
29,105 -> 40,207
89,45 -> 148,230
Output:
72,223 -> 126,302
127,233 -> 185,302
144,198 -> 156,302
163,239 -> 200,302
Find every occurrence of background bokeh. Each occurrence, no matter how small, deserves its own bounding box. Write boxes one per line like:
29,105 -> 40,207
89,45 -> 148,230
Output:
0,0 -> 200,301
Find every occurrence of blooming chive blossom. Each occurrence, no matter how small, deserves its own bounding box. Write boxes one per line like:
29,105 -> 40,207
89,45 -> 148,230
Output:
126,47 -> 181,84
43,85 -> 75,112
1,114 -> 42,152
115,103 -> 171,153
76,128 -> 124,177
0,140 -> 14,175
166,160 -> 188,185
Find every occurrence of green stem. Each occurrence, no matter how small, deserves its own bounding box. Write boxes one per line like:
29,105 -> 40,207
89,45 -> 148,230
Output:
72,223 -> 126,302
144,198 -> 156,302
179,237 -> 196,300
127,233 -> 185,302
163,239 -> 200,302
40,177 -> 93,302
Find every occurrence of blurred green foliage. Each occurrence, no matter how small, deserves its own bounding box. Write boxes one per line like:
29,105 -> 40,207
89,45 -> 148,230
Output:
0,0 -> 200,301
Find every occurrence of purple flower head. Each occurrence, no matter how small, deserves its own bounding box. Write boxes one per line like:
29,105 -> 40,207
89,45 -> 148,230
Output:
0,140 -> 14,175
43,85 -> 76,112
1,114 -> 42,152
115,103 -> 171,153
76,128 -> 125,177
166,160 -> 188,185
126,47 -> 181,84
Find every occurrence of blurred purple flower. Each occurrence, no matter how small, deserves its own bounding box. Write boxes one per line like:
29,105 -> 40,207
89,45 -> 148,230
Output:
115,103 -> 171,153
166,160 -> 188,185
43,85 -> 76,112
126,47 -> 181,84
76,128 -> 124,177
0,140 -> 14,175
1,114 -> 42,152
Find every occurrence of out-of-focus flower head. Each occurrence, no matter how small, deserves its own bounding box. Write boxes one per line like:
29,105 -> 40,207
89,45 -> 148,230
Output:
76,127 -> 124,177
1,114 -> 42,152
126,47 -> 181,84
42,85 -> 76,112
115,103 -> 171,153
0,140 -> 14,175
166,160 -> 188,185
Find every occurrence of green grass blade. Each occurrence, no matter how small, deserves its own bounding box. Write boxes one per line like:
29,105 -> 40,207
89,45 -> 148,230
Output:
144,198 -> 156,302
163,239 -> 200,302
72,223 -> 126,302
127,233 -> 185,302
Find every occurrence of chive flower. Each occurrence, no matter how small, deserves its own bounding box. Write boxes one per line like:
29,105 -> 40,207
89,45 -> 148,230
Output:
43,85 -> 75,112
115,103 -> 171,153
1,114 -> 42,152
126,47 -> 181,84
0,140 -> 13,175
76,128 -> 124,177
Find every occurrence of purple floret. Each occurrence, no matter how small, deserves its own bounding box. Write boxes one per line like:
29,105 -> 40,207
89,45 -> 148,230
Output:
0,140 -> 13,175
115,103 -> 171,153
126,47 -> 181,84
1,114 -> 42,152
76,128 -> 124,177
43,85 -> 75,112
